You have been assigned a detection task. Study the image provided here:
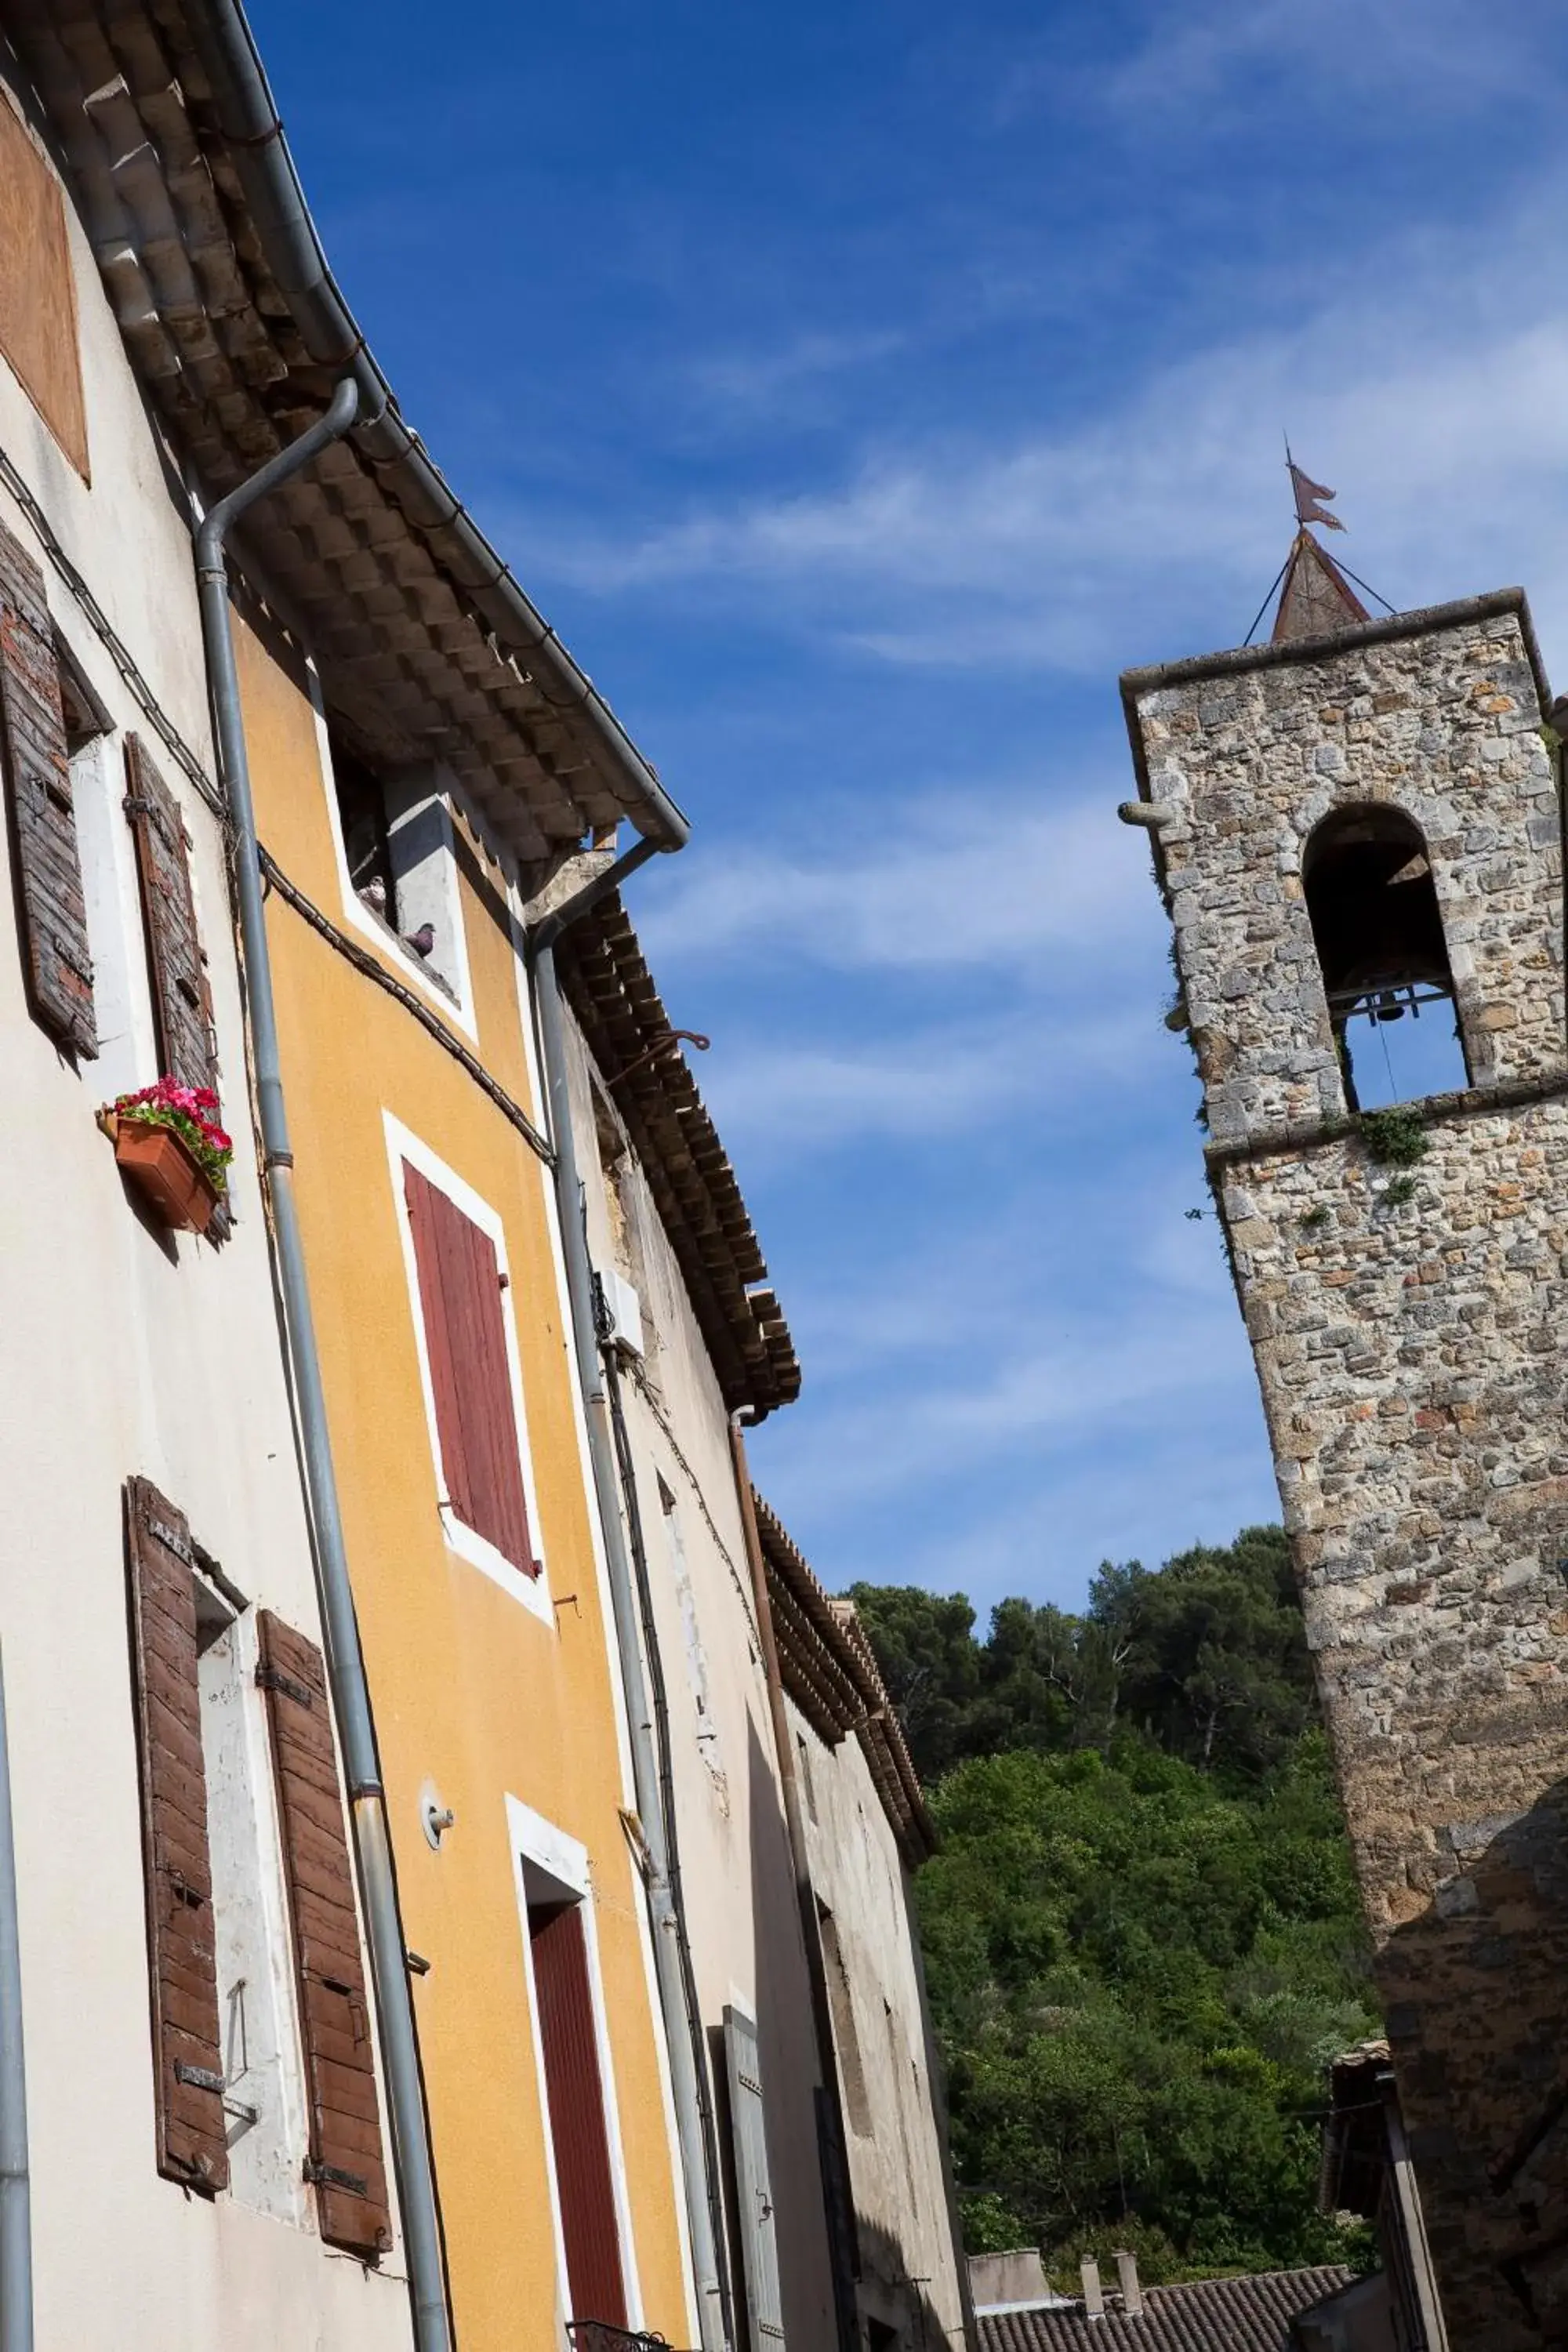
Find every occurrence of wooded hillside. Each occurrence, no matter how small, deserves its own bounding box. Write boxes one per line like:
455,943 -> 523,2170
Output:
851,1529 -> 1378,2285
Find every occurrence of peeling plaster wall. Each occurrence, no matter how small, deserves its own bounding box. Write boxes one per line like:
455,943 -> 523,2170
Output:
793,1697 -> 969,2352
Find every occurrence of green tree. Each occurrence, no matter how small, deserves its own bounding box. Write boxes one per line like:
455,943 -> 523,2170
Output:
845,1583 -> 981,1781
850,1527 -> 1375,2287
1109,1527 -> 1314,1784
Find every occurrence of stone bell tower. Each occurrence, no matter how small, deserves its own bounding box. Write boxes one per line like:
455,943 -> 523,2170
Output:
1120,511 -> 1568,2347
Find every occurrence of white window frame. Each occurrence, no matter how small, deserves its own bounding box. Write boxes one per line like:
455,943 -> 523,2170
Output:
196,1599 -> 314,2229
53,621 -> 159,1098
308,679 -> 477,1038
384,1111 -> 552,1624
506,1795 -> 643,2330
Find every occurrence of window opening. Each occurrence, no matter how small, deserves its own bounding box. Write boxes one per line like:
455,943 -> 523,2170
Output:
817,1902 -> 872,2137
592,1082 -> 664,1391
327,726 -> 465,1000
54,631 -> 111,754
1304,805 -> 1469,1109
124,1479 -> 313,2225
194,1584 -> 303,2220
331,732 -> 398,927
404,1159 -> 539,1580
724,2006 -> 787,2352
797,1733 -> 818,1825
528,1886 -> 628,2326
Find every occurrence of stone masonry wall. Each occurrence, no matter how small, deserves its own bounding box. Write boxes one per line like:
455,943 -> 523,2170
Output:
1126,597 -> 1562,1149
1225,1103 -> 1568,2346
1122,592 -> 1568,2347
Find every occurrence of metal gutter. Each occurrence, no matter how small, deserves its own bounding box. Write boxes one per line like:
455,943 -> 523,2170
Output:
528,865 -> 729,2352
0,1650 -> 31,2352
182,0 -> 689,856
195,378 -> 452,2352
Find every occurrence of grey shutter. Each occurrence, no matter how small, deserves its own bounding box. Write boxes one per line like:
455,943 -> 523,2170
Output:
724,2005 -> 785,2350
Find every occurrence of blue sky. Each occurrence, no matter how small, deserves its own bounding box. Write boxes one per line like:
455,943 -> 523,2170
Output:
257,0 -> 1568,1617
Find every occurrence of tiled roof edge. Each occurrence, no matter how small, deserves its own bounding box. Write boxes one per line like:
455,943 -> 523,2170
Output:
751,1490 -> 936,1865
557,893 -> 800,1420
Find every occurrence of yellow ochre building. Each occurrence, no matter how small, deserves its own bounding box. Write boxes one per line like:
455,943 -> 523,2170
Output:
232,608 -> 694,2346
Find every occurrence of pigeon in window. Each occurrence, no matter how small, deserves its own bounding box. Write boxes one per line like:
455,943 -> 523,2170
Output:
403,923 -> 435,960
358,875 -> 387,916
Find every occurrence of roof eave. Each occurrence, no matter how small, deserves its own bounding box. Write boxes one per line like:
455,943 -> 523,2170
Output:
186,0 -> 688,852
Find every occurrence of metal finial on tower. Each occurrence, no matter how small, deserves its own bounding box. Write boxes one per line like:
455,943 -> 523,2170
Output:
1271,445 -> 1370,643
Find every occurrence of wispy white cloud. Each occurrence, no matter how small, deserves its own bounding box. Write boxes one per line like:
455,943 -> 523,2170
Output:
702,996 -> 1159,1156
685,328 -> 908,417
763,1277 -> 1252,1512
638,787 -> 1151,975
535,177 -> 1568,681
1102,0 -> 1554,120
988,0 -> 1559,136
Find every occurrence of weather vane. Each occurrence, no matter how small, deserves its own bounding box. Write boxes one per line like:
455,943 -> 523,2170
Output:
1242,445 -> 1392,645
1286,445 -> 1346,534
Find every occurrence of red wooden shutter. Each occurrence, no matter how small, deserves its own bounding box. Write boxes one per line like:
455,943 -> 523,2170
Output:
123,1476 -> 228,2194
404,1163 -> 536,1573
123,734 -> 216,1092
530,1901 -> 626,2325
0,517 -> 95,1055
256,1610 -> 392,2261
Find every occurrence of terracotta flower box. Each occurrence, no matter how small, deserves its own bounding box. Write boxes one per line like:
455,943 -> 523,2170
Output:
110,1113 -> 220,1235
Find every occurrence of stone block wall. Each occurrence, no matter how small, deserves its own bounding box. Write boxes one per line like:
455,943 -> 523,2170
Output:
1122,590 -> 1568,2347
1123,593 -> 1563,1149
1221,1104 -> 1568,2345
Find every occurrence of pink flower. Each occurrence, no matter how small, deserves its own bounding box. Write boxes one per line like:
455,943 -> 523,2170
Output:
111,1073 -> 234,1180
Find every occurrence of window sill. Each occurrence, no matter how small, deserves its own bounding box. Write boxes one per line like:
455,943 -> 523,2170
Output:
353,891 -> 463,1011
438,1504 -> 554,1627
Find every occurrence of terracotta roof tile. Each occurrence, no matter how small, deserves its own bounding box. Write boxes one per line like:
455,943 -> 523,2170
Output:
8,0 -> 671,862
557,894 -> 800,1420
752,1493 -> 935,1865
979,2268 -> 1354,2352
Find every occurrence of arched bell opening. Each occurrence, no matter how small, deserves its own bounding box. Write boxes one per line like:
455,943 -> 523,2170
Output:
1304,805 -> 1471,1110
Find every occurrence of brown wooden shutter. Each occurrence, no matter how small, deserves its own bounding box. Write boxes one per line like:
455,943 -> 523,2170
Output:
256,1610 -> 393,2261
529,1900 -> 627,2325
123,1476 -> 228,2195
404,1162 -> 537,1573
123,733 -> 216,1092
0,517 -> 95,1055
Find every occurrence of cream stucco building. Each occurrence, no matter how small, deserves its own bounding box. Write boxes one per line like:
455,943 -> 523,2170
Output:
0,27 -> 415,2351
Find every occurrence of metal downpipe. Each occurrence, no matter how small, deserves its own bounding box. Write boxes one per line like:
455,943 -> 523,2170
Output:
194,378 -> 452,2352
529,922 -> 729,2352
0,1651 -> 31,2352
